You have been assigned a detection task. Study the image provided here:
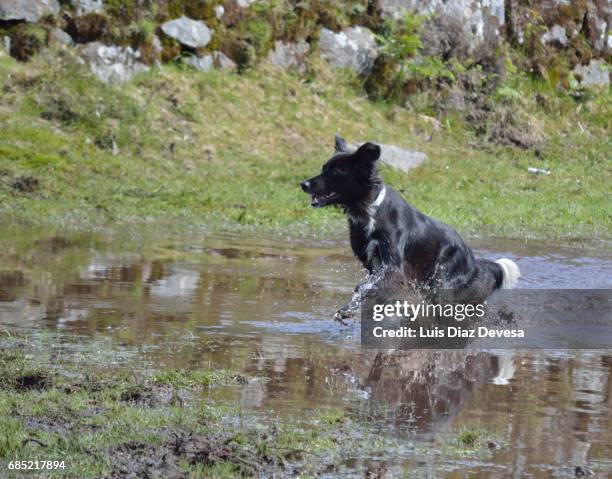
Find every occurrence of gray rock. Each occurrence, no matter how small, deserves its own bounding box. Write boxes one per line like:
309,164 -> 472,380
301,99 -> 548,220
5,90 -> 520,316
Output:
379,0 -> 504,23
183,52 -> 236,71
0,0 -> 60,22
378,144 -> 427,173
71,0 -> 103,15
541,24 -> 568,46
151,35 -> 163,58
2,36 -> 10,54
445,87 -> 466,112
586,6 -> 608,52
350,142 -> 427,173
377,0 -> 505,44
213,51 -> 235,70
319,27 -> 378,74
161,16 -> 212,49
183,54 -> 213,71
584,0 -> 611,54
267,39 -> 309,73
236,0 -> 256,7
214,4 -> 224,19
81,42 -> 149,84
573,59 -> 610,88
50,28 -> 74,46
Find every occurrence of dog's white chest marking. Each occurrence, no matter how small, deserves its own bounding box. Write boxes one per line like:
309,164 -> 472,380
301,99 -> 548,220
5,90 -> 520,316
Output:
349,187 -> 386,267
349,186 -> 386,236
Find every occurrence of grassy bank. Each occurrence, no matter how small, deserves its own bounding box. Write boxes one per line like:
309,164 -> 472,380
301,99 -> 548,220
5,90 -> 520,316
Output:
0,333 -> 507,478
0,334 -> 362,477
0,48 -> 609,239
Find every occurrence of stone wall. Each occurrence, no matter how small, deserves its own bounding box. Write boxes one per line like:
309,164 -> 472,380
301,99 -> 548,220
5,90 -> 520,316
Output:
0,0 -> 609,86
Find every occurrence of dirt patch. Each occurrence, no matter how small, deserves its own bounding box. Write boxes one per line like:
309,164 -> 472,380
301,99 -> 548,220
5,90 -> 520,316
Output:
490,123 -> 538,149
24,416 -> 72,435
106,433 -> 262,479
440,70 -> 544,149
11,176 -> 39,193
107,441 -> 184,479
15,372 -> 52,391
40,96 -> 79,124
120,384 -> 184,407
9,25 -> 47,61
66,12 -> 109,43
171,432 -> 266,476
107,431 -> 316,478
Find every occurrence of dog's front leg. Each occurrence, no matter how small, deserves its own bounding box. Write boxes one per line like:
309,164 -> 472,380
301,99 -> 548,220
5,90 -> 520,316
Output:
334,279 -> 368,322
334,266 -> 389,322
334,238 -> 401,322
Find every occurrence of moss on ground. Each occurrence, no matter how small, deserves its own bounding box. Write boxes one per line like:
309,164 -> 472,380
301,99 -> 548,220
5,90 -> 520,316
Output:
0,47 -> 609,240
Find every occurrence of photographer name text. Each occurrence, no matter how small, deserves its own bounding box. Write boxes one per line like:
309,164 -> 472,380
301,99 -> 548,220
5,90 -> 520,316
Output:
371,325 -> 525,339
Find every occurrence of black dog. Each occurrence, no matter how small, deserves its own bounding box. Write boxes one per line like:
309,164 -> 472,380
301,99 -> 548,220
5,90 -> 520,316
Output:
301,136 -> 520,320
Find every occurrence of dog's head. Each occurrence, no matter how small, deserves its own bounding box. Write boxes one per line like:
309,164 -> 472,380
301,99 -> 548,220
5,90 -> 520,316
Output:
301,136 -> 381,208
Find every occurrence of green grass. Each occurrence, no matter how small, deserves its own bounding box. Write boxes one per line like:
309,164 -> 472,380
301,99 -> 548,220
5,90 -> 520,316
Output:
152,369 -> 248,388
0,334 -> 408,478
0,49 -> 609,239
436,425 -> 504,457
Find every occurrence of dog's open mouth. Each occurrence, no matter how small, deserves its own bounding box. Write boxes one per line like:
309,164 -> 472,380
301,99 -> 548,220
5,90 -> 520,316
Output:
311,192 -> 338,207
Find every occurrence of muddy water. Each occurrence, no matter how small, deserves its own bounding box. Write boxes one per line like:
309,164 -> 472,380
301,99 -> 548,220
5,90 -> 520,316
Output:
1,226 -> 611,477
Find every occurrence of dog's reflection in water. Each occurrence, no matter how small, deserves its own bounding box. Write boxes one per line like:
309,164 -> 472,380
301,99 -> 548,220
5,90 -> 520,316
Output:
335,350 -> 513,430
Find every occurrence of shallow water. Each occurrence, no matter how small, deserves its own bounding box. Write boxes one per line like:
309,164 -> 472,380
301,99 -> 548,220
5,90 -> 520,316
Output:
1,226 -> 611,477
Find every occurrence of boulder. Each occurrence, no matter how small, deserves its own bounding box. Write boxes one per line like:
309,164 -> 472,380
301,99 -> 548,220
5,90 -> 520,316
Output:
267,39 -> 309,73
319,27 -> 378,74
160,17 -> 212,49
81,42 -> 149,84
377,144 -> 427,173
541,24 -> 568,46
183,52 -> 236,71
183,54 -> 213,71
213,51 -> 236,70
50,28 -> 74,46
584,0 -> 611,53
71,0 -> 103,15
379,0 -> 504,38
0,0 -> 60,22
572,59 -> 610,88
350,142 -> 427,173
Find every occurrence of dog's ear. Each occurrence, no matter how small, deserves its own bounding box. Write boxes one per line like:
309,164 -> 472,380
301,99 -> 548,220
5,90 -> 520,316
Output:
334,135 -> 348,153
354,142 -> 381,166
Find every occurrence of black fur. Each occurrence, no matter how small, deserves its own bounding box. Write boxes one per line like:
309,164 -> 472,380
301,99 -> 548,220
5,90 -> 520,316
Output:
301,136 -> 510,319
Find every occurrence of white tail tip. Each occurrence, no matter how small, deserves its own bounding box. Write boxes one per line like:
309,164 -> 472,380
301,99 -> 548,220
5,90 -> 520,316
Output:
495,258 -> 521,289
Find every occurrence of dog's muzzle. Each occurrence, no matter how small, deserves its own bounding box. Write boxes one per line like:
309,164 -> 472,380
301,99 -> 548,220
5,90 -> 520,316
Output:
301,178 -> 338,207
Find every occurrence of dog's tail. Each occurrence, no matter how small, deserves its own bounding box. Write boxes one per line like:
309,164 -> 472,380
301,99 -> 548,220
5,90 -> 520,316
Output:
493,258 -> 521,289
